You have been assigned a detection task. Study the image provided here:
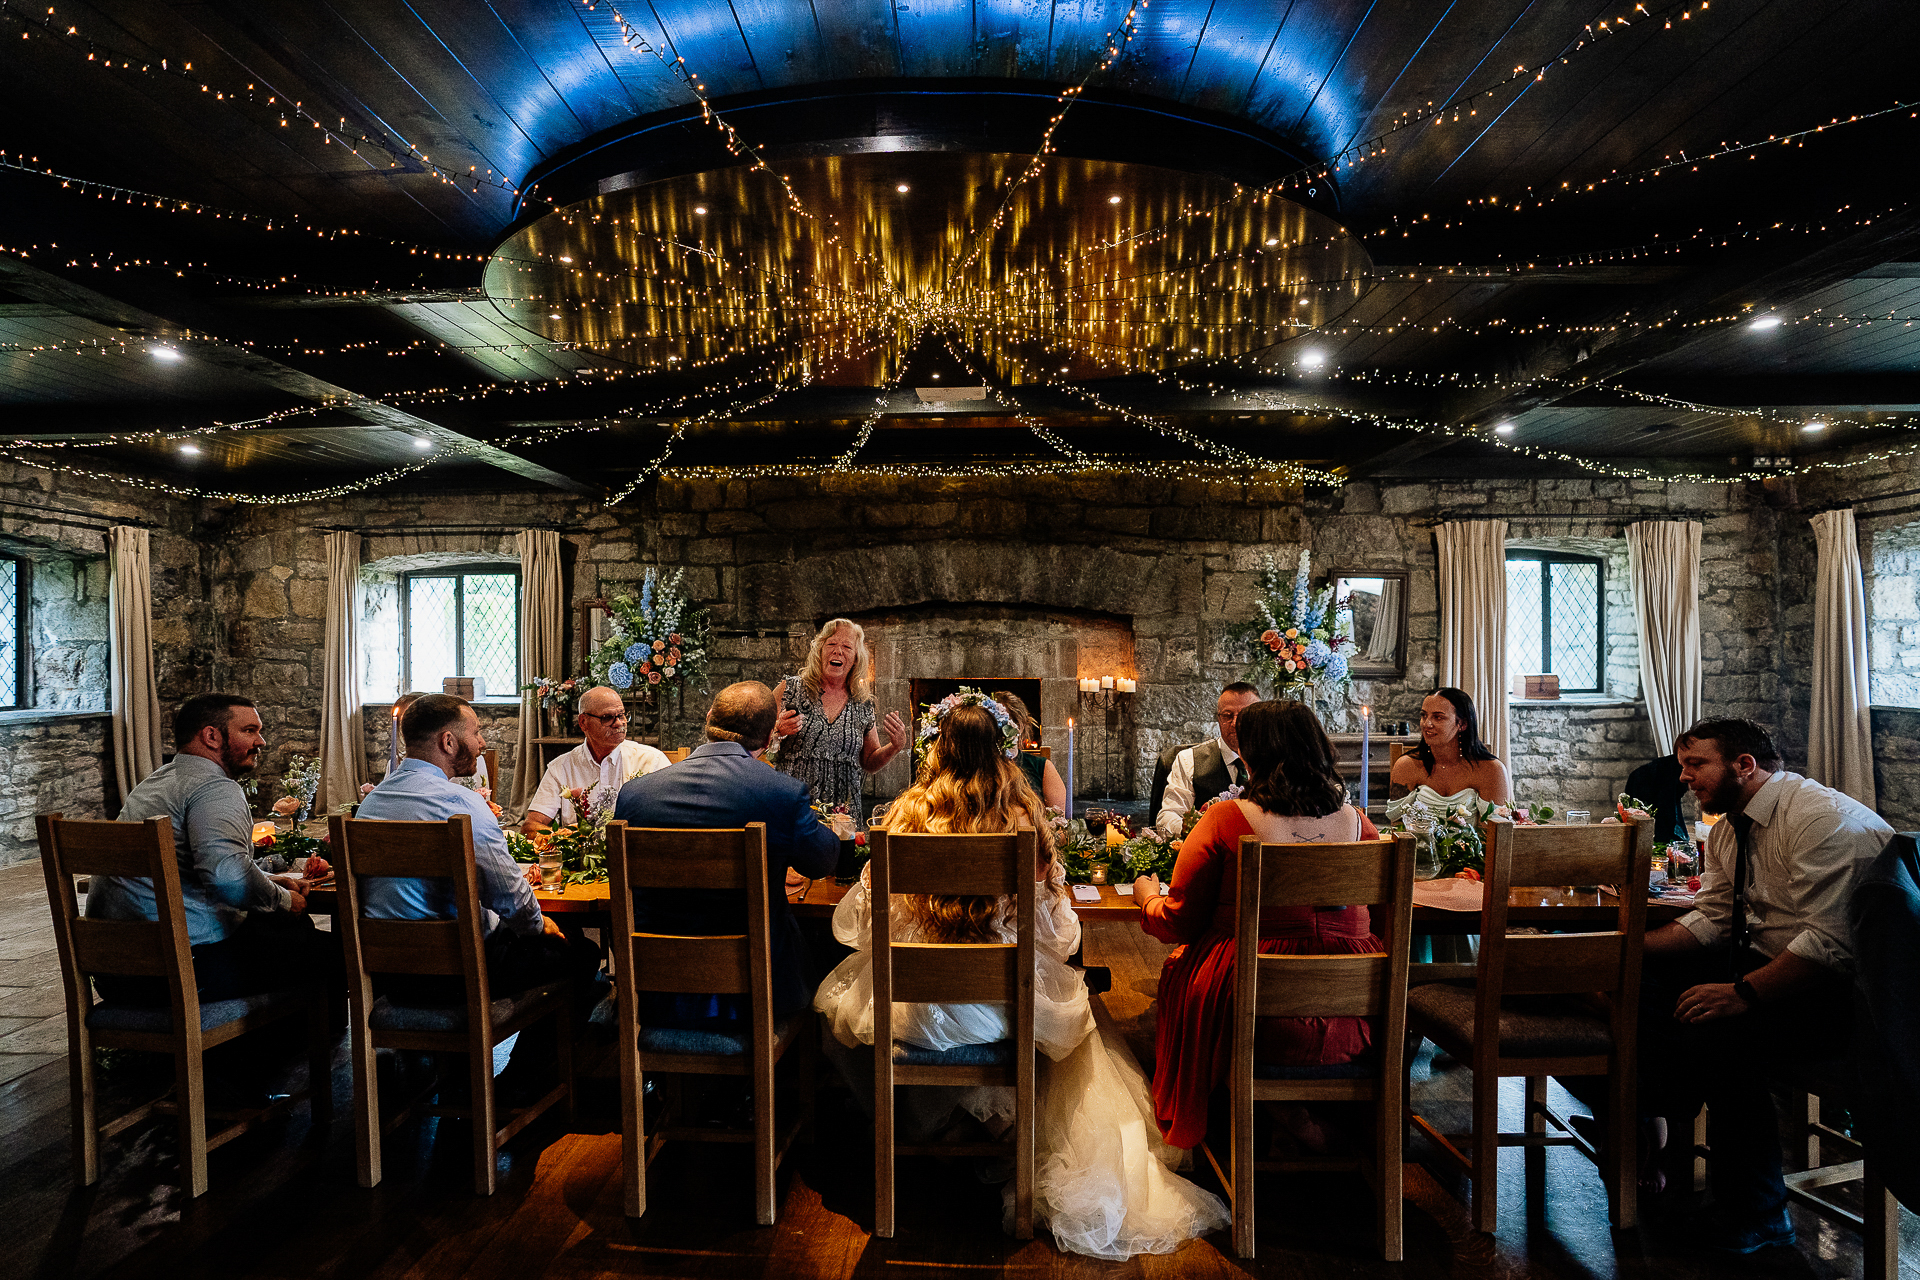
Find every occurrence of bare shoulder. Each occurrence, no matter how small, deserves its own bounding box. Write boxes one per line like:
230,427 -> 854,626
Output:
1389,753 -> 1426,784
1475,757 -> 1513,803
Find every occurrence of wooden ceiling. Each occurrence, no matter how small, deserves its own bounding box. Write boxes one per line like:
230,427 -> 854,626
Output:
0,0 -> 1916,497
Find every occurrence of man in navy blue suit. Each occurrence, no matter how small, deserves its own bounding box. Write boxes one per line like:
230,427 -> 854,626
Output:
613,680 -> 840,1029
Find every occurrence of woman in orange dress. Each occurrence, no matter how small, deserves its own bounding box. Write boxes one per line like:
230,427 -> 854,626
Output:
1136,700 -> 1382,1150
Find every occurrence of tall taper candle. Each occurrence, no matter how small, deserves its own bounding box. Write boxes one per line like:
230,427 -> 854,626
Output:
389,703 -> 401,775
1066,718 -> 1075,820
1359,704 -> 1371,815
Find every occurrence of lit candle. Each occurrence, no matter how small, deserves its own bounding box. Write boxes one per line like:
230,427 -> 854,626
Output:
1100,675 -> 1114,690
389,703 -> 400,775
1116,677 -> 1135,694
1359,704 -> 1371,814
1066,718 -> 1074,820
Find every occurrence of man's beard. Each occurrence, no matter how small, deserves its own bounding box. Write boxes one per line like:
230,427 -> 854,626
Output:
1698,770 -> 1743,816
220,735 -> 259,779
451,741 -> 480,777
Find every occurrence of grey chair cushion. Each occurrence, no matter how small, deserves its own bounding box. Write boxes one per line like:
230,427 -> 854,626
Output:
369,981 -> 566,1033
86,988 -> 303,1034
1408,982 -> 1613,1059
892,1040 -> 1013,1066
638,1016 -> 795,1058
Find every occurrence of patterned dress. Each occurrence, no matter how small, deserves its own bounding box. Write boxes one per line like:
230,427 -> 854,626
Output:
774,675 -> 875,815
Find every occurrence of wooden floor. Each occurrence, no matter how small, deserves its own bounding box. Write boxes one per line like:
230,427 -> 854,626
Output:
1,859 -> 1915,1280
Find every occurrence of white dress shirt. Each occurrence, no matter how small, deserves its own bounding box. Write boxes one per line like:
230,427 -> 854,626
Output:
526,738 -> 672,827
1155,737 -> 1244,836
1676,770 -> 1892,973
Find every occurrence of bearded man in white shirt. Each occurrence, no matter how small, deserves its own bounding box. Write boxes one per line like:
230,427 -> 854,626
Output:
521,685 -> 671,835
1586,718 -> 1891,1254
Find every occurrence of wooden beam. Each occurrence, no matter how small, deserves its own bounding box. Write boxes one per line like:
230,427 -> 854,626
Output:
1341,209 -> 1920,478
0,260 -> 597,495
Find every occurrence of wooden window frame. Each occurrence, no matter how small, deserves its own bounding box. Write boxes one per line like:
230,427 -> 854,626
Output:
1505,549 -> 1605,694
399,565 -> 521,696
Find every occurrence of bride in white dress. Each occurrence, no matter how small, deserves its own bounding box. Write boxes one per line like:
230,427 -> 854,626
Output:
814,693 -> 1228,1260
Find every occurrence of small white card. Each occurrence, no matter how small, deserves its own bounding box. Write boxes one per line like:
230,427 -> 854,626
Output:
1112,883 -> 1135,896
1071,884 -> 1102,903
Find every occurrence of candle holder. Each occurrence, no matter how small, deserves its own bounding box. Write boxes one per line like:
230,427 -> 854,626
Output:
1076,679 -> 1134,802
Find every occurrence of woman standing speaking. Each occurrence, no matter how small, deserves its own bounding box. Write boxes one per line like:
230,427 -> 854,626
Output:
772,618 -> 908,819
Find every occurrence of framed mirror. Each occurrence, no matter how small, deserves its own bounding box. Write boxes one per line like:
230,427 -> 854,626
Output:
1331,569 -> 1410,678
579,598 -> 612,668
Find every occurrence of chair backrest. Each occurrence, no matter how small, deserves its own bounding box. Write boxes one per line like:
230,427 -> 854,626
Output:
870,830 -> 1038,1032
1235,833 -> 1416,1024
1475,816 -> 1652,1008
1149,740 -> 1208,825
663,748 -> 692,764
602,822 -> 773,1041
1388,742 -> 1411,768
37,813 -> 199,1030
481,749 -> 499,790
329,814 -> 490,1008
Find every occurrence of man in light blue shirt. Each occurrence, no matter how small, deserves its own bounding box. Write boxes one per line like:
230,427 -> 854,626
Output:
354,694 -> 601,1084
88,694 -> 337,1009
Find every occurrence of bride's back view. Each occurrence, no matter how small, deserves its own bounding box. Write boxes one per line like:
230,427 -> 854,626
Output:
815,690 -> 1228,1259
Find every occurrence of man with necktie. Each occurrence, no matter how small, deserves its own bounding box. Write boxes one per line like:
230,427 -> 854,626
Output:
1626,719 -> 1891,1252
1151,682 -> 1260,837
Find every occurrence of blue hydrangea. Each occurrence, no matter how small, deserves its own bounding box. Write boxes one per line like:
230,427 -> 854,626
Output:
1324,650 -> 1349,682
1304,639 -> 1332,666
624,642 -> 649,664
608,662 -> 634,689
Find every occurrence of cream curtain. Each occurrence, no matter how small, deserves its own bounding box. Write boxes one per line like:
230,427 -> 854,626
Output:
317,531 -> 365,812
1809,508 -> 1875,806
106,526 -> 163,802
1366,578 -> 1403,663
1626,521 -> 1703,751
1435,520 -> 1510,763
511,530 -> 566,809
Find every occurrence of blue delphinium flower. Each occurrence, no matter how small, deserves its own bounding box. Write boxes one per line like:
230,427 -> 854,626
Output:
624,642 -> 649,665
608,662 -> 634,689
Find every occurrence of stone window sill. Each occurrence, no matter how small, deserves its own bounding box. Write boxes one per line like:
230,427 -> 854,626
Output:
1508,696 -> 1640,709
1868,705 -> 1920,714
0,709 -> 112,726
367,698 -> 521,708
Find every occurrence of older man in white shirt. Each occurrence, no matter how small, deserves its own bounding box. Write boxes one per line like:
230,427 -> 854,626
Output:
1593,718 -> 1891,1254
521,685 -> 671,834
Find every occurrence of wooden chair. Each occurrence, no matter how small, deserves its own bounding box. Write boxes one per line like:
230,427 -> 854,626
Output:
871,828 -> 1039,1239
1204,832 -> 1416,1259
603,819 -> 813,1224
1777,1062 -> 1898,1280
1387,742 -> 1411,769
1406,815 -> 1651,1232
330,813 -> 575,1194
662,747 -> 692,764
37,813 -> 332,1198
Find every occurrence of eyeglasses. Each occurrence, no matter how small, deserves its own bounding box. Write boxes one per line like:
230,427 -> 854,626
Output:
1215,711 -> 1241,724
581,712 -> 629,726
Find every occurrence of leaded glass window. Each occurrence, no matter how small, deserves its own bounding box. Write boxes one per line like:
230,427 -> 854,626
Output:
402,568 -> 519,696
0,558 -> 20,708
1506,551 -> 1603,693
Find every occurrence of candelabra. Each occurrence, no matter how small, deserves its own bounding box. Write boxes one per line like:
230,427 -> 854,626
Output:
1076,677 -> 1135,802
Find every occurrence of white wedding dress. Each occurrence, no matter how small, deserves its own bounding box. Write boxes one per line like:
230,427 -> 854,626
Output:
814,859 -> 1229,1260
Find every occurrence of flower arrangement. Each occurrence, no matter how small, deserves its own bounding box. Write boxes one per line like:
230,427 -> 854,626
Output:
273,753 -> 322,822
1236,549 -> 1353,699
588,568 -> 710,700
521,675 -> 582,713
1046,807 -> 1106,884
507,824 -> 607,886
1181,785 -> 1244,838
253,825 -> 330,877
1386,794 -> 1497,877
1116,822 -> 1180,883
913,686 -> 1021,771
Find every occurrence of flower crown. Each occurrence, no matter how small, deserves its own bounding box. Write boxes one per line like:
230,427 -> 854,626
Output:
916,686 -> 1022,761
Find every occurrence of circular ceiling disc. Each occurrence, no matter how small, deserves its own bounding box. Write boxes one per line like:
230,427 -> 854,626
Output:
487,152 -> 1372,386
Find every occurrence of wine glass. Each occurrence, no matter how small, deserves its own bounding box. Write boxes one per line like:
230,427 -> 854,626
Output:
1084,807 -> 1109,838
868,801 -> 891,830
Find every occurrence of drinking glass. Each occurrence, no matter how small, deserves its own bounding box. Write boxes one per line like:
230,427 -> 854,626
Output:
538,851 -> 564,888
1564,809 -> 1592,825
1084,808 -> 1109,838
868,801 -> 890,830
1405,810 -> 1441,881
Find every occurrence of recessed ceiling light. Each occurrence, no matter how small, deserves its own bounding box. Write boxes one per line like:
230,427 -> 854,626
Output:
1190,346 -> 1201,353
896,184 -> 910,193
693,205 -> 707,215
178,442 -> 200,455
557,255 -> 572,263
1494,421 -> 1516,435
1265,237 -> 1279,246
930,372 -> 941,379
1059,366 -> 1069,372
1749,314 -> 1783,330
1298,349 -> 1327,369
1802,419 -> 1829,433
1297,297 -> 1309,306
412,436 -> 434,450
1108,195 -> 1122,204
548,313 -> 562,319
150,346 -> 181,361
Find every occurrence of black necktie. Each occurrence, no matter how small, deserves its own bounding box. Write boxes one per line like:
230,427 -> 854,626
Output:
1728,812 -> 1755,969
1231,759 -> 1246,789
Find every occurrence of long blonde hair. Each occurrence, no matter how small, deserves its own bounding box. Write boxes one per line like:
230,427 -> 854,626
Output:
800,618 -> 874,704
883,704 -> 1057,943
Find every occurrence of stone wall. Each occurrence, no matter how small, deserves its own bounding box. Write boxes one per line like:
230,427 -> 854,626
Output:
25,555 -> 109,712
0,712 -> 112,866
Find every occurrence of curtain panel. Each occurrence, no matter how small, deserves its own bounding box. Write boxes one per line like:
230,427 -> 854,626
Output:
1435,520 -> 1510,764
1809,508 -> 1876,807
1626,521 -> 1703,751
511,530 -> 566,809
317,531 -> 365,812
106,526 -> 163,802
